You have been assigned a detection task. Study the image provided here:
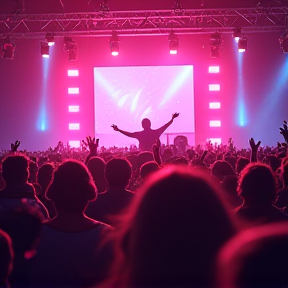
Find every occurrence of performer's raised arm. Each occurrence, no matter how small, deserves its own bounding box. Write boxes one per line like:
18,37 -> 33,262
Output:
111,124 -> 136,138
156,112 -> 180,134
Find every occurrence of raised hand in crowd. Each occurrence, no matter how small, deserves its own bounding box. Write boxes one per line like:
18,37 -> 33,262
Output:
249,138 -> 261,162
83,136 -> 99,164
172,112 -> 180,120
152,138 -> 162,166
279,120 -> 288,144
10,140 -> 20,153
111,124 -> 119,132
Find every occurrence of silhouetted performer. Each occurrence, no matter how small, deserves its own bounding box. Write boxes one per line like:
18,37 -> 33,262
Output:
111,113 -> 179,151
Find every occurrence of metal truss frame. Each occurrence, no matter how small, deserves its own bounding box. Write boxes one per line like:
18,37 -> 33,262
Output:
0,6 -> 287,38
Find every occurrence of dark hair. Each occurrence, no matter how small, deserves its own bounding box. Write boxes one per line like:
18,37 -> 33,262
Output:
217,223 -> 288,288
46,160 -> 96,212
235,157 -> 250,175
87,156 -> 106,180
211,160 -> 236,181
139,161 -> 159,179
105,158 -> 132,188
238,163 -> 276,203
110,166 -> 236,288
1,155 -> 29,184
37,163 -> 54,196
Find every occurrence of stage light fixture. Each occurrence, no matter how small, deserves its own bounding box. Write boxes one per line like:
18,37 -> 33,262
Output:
110,32 -> 119,56
279,31 -> 288,54
46,33 -> 55,46
1,37 -> 15,60
41,42 -> 49,58
168,31 -> 179,54
238,37 -> 248,52
233,27 -> 242,43
210,32 -> 223,59
63,37 -> 77,61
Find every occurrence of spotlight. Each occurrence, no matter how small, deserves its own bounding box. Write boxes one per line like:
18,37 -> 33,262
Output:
233,27 -> 242,43
110,32 -> 119,56
210,32 -> 223,59
238,37 -> 248,52
1,37 -> 15,60
46,33 -> 55,46
279,31 -> 288,54
41,42 -> 49,58
168,31 -> 179,54
63,37 -> 77,61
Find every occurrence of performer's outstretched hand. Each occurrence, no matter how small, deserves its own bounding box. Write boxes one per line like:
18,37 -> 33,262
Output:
172,113 -> 180,120
111,124 -> 119,131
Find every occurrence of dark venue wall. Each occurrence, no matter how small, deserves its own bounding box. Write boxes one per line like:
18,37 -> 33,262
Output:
0,0 -> 287,151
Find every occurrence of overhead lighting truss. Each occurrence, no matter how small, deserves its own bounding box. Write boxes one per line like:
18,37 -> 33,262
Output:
0,7 -> 287,38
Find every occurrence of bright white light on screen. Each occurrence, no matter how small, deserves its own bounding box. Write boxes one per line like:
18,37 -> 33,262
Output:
68,88 -> 79,94
69,140 -> 80,148
209,138 -> 222,144
209,84 -> 220,91
210,120 -> 221,127
69,123 -> 80,130
68,70 -> 79,76
68,105 -> 80,112
209,102 -> 221,109
208,66 -> 220,73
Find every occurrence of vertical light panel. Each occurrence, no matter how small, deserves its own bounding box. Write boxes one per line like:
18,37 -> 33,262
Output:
209,102 -> 221,109
208,66 -> 220,73
68,70 -> 79,76
209,84 -> 220,91
68,105 -> 80,112
209,120 -> 221,127
69,123 -> 80,130
69,140 -> 81,148
68,87 -> 79,94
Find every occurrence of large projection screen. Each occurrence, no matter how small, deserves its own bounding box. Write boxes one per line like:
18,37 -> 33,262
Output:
94,65 -> 195,148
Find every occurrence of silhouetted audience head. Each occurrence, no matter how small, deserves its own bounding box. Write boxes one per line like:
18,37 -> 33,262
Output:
211,160 -> 236,182
139,161 -> 159,180
46,160 -> 97,212
111,166 -> 236,288
0,229 -> 13,287
28,160 -> 38,184
264,155 -> 281,173
37,163 -> 54,195
235,157 -> 250,175
105,158 -> 132,189
281,160 -> 288,187
87,156 -> 107,193
217,223 -> 288,288
136,152 -> 154,172
220,175 -> 242,209
141,118 -> 151,129
238,163 -> 276,204
1,154 -> 29,185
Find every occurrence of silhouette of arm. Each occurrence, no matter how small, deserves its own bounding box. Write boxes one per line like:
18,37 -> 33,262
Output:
249,138 -> 261,162
111,124 -> 136,138
83,136 -> 99,164
153,139 -> 162,166
279,120 -> 288,144
156,113 -> 180,135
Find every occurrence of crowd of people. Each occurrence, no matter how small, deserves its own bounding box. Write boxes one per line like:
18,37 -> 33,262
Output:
0,118 -> 288,288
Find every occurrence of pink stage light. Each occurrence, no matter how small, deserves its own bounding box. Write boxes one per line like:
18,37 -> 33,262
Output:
68,70 -> 79,76
209,84 -> 220,91
209,138 -> 222,144
209,102 -> 221,109
69,140 -> 80,148
68,87 -> 79,94
69,123 -> 80,130
68,105 -> 80,112
209,120 -> 221,127
208,66 -> 220,73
